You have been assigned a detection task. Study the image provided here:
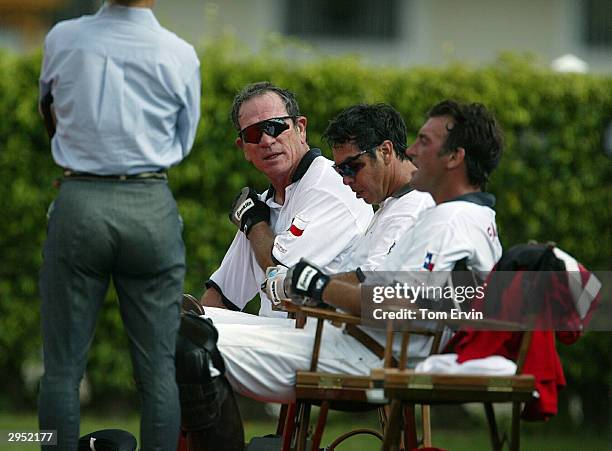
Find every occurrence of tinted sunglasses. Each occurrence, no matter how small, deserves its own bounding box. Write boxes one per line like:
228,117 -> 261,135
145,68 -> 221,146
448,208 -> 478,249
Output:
239,116 -> 294,144
333,149 -> 369,178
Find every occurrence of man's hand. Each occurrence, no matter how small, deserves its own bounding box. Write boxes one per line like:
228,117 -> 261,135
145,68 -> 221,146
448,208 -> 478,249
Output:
229,187 -> 270,236
262,266 -> 290,306
284,259 -> 330,304
262,265 -> 326,307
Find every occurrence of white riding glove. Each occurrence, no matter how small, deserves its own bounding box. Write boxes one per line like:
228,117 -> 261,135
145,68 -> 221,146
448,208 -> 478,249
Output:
262,266 -> 290,306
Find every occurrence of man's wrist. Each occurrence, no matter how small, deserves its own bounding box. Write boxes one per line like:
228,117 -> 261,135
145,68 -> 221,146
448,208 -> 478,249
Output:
289,259 -> 330,302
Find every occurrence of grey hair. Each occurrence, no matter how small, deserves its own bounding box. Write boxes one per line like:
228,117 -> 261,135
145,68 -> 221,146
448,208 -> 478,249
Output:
230,81 -> 300,131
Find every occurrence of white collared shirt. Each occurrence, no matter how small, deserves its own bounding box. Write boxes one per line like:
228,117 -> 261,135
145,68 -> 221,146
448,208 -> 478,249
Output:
381,196 -> 502,277
208,153 -> 374,317
39,2 -> 201,174
339,189 -> 435,271
363,194 -> 503,361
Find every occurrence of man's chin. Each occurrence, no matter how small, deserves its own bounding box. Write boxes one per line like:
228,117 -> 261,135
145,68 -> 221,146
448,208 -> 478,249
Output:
257,160 -> 291,181
355,191 -> 375,204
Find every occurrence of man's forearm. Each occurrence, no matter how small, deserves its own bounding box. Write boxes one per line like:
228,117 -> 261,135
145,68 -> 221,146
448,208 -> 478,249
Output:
331,271 -> 360,285
246,222 -> 277,270
323,278 -> 363,316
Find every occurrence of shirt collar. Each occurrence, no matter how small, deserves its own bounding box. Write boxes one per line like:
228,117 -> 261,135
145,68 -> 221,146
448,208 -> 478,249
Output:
265,148 -> 322,201
443,192 -> 496,208
98,2 -> 160,28
391,183 -> 414,199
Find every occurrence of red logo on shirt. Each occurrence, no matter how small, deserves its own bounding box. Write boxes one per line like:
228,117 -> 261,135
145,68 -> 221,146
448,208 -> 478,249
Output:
289,224 -> 304,236
288,216 -> 307,237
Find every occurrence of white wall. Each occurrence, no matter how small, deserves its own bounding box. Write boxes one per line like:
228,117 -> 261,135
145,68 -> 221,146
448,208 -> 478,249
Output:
152,0 -> 612,73
154,0 -> 282,50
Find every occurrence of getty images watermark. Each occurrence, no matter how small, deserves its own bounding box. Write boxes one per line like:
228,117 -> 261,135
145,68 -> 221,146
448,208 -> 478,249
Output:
359,271 -> 611,331
370,279 -> 486,320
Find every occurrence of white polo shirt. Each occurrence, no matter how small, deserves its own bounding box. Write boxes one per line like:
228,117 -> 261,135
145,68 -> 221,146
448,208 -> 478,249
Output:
381,192 -> 502,276
208,149 -> 373,317
339,186 -> 434,272
364,192 -> 503,360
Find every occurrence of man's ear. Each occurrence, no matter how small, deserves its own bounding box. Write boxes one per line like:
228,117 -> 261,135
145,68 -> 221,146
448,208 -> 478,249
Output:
380,140 -> 393,164
295,116 -> 308,144
236,137 -> 251,162
447,147 -> 465,169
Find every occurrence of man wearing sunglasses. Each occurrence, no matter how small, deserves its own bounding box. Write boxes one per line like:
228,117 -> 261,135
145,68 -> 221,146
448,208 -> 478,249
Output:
324,103 -> 434,276
267,99 -> 504,365
200,82 -> 373,320
195,103 -> 435,407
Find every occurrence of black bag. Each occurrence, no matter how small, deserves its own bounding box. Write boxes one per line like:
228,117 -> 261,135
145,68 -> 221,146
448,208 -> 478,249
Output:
176,312 -> 228,431
176,312 -> 245,450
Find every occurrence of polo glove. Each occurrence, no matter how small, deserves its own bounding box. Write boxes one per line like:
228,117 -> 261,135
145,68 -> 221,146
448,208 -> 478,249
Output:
229,187 -> 270,236
262,266 -> 289,306
284,259 -> 330,304
262,266 -> 311,307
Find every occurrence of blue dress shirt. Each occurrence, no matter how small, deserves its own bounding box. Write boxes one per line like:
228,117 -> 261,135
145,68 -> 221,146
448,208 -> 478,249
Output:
39,2 -> 201,175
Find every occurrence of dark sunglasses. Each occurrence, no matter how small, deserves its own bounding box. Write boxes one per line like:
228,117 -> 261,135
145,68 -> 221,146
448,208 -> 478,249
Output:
239,116 -> 294,144
333,149 -> 369,178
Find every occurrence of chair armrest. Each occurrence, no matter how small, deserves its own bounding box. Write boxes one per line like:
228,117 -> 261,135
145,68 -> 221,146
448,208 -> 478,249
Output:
443,317 -> 527,331
282,302 -> 362,326
382,303 -> 527,332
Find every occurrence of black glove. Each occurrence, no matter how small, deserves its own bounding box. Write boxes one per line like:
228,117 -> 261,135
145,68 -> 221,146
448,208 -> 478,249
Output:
229,187 -> 270,236
285,259 -> 330,303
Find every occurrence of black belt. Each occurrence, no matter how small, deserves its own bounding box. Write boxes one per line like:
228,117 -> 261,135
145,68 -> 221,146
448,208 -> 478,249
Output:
63,169 -> 167,180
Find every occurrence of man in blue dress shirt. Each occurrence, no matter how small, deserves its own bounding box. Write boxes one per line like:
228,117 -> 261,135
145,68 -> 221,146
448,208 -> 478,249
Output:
38,1 -> 201,449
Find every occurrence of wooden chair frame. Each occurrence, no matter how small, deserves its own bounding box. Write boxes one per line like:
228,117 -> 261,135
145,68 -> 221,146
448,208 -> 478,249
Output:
279,303 -> 442,451
381,318 -> 536,451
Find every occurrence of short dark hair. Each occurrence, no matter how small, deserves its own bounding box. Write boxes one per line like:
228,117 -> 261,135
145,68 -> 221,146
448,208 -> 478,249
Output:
230,81 -> 300,131
323,103 -> 408,160
428,100 -> 503,189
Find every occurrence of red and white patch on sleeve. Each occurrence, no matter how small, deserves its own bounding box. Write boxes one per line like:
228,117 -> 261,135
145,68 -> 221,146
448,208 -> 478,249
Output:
289,215 -> 308,237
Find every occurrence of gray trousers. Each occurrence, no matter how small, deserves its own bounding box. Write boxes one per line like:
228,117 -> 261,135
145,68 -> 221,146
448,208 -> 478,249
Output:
39,178 -> 185,451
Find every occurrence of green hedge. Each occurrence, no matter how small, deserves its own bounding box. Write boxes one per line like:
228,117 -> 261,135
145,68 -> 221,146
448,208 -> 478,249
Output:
0,42 -> 610,428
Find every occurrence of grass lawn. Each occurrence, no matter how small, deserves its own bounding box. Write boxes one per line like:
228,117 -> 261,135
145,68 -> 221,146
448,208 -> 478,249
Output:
0,409 -> 607,450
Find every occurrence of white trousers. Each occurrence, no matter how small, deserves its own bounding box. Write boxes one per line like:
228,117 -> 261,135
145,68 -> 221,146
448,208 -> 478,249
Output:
204,307 -> 382,403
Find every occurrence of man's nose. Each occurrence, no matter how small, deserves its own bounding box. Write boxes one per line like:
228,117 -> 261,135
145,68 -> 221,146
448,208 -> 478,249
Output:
405,143 -> 416,160
259,131 -> 275,146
